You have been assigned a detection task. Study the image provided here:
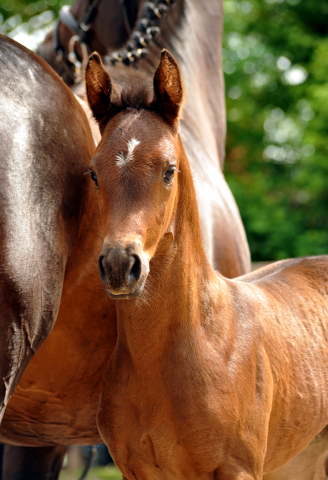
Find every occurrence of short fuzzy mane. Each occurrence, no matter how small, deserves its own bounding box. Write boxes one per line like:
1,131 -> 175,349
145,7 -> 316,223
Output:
94,75 -> 155,129
116,76 -> 153,111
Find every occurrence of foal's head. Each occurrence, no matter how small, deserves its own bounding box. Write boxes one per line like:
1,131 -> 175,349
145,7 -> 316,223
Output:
86,50 -> 184,299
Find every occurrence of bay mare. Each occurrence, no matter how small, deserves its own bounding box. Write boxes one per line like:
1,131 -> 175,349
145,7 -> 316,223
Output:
86,49 -> 328,480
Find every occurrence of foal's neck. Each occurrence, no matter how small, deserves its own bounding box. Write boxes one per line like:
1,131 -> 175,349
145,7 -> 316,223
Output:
115,140 -> 223,356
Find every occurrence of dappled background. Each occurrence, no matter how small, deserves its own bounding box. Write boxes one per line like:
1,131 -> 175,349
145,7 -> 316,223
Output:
1,0 -> 328,261
224,0 -> 328,261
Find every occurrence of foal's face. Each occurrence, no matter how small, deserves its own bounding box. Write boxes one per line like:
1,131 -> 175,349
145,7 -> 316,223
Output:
86,48 -> 184,298
91,109 -> 179,299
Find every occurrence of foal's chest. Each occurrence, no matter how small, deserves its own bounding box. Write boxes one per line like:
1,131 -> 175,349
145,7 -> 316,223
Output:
104,343 -> 268,479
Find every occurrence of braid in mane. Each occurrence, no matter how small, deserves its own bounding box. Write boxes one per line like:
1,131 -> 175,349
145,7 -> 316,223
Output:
106,0 -> 177,66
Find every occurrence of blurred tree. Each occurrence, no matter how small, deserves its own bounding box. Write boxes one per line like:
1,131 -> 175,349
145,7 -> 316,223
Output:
2,0 -> 328,261
224,0 -> 328,260
0,0 -> 69,50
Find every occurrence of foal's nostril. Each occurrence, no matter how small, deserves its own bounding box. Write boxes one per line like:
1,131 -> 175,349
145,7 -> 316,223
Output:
127,254 -> 141,285
98,255 -> 107,282
98,246 -> 145,294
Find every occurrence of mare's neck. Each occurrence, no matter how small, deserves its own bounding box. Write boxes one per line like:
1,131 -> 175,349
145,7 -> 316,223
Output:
106,0 -> 225,165
139,0 -> 225,165
115,138 -> 225,359
137,0 -> 223,78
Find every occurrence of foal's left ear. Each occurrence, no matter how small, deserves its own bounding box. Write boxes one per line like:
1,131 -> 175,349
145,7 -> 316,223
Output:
85,52 -> 120,128
152,50 -> 184,134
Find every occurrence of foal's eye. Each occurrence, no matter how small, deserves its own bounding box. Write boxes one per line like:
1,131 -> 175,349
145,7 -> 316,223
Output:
90,170 -> 98,186
163,167 -> 176,185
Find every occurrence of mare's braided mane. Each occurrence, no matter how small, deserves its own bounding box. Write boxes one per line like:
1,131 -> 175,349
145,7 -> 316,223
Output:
107,0 -> 177,66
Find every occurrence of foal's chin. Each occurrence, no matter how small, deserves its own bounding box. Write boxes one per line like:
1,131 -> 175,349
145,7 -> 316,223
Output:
105,277 -> 147,300
106,287 -> 144,300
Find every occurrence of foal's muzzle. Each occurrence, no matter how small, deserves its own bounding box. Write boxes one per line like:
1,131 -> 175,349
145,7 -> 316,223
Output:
99,242 -> 149,299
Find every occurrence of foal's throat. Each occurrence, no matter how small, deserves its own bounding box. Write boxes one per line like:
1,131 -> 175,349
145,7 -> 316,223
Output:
115,155 -> 219,351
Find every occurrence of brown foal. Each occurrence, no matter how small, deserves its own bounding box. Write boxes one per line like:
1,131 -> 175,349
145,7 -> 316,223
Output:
86,50 -> 328,480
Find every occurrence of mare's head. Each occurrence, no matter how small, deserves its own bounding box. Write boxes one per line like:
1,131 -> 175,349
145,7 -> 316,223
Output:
86,50 -> 184,299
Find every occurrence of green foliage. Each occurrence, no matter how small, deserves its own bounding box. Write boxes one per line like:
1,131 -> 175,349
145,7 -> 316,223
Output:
224,0 -> 328,260
59,465 -> 122,480
0,0 -> 70,49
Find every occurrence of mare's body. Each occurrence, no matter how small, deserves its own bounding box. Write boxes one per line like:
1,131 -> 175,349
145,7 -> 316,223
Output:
0,33 -> 117,475
0,34 -> 95,419
85,50 -> 328,480
0,34 -> 111,477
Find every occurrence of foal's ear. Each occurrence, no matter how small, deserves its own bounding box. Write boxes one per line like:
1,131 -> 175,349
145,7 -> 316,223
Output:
152,50 -> 184,134
85,53 -> 120,127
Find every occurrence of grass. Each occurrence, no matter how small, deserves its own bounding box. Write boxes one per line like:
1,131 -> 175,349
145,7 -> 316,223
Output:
59,465 -> 122,480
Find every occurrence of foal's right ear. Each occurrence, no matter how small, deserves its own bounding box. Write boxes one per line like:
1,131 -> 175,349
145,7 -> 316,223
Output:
85,53 -> 119,127
152,49 -> 184,134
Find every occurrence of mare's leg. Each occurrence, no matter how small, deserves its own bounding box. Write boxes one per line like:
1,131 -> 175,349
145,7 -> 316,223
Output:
0,445 -> 3,478
2,445 -> 67,480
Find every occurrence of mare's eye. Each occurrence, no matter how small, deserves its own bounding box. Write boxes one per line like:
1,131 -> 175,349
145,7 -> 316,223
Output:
90,170 -> 98,186
163,167 -> 176,185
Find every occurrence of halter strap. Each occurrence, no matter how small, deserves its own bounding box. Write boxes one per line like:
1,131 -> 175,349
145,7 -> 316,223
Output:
80,0 -> 102,33
107,0 -> 176,66
53,0 -> 100,84
59,5 -> 80,34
